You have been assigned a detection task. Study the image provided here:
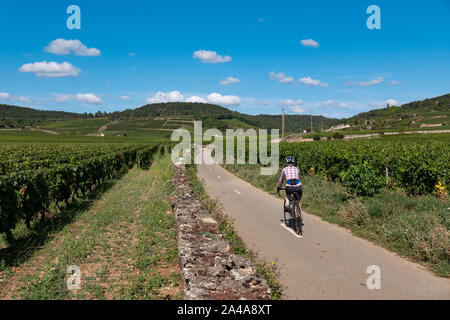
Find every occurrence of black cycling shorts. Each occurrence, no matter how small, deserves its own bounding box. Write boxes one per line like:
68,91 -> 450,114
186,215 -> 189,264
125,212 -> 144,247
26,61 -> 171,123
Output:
285,185 -> 303,201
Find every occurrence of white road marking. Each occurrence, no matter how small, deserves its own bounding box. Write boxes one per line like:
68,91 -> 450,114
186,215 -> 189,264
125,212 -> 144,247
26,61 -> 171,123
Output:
280,223 -> 303,238
217,175 -> 222,180
233,189 -> 241,195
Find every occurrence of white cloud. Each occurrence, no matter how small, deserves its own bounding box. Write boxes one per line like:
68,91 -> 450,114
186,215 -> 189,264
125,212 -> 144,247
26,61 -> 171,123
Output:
269,71 -> 294,84
300,39 -> 319,48
145,91 -> 185,104
277,99 -> 305,113
17,96 -> 31,103
54,93 -> 104,105
220,76 -> 240,86
120,96 -> 132,100
193,50 -> 232,64
128,53 -> 135,56
386,99 -> 398,106
0,92 -> 11,100
278,99 -> 303,106
320,100 -> 351,109
145,91 -> 240,106
389,80 -> 401,85
44,39 -> 101,56
19,61 -> 81,78
290,106 -> 307,113
207,93 -> 241,106
345,77 -> 384,87
298,77 -> 329,87
185,96 -> 207,103
368,99 -> 399,108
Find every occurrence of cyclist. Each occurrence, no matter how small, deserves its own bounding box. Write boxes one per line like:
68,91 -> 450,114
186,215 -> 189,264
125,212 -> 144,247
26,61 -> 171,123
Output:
277,156 -> 303,212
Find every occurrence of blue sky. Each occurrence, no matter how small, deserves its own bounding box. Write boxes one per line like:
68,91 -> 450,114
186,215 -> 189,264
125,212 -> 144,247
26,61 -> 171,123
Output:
0,0 -> 449,118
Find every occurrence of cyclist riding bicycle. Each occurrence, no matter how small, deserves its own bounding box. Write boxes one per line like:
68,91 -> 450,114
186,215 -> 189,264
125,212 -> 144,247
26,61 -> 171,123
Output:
277,156 -> 303,212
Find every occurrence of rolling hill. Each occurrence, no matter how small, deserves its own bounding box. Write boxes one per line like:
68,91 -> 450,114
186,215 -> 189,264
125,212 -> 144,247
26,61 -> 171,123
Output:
0,102 -> 338,133
342,93 -> 450,132
1,93 -> 448,135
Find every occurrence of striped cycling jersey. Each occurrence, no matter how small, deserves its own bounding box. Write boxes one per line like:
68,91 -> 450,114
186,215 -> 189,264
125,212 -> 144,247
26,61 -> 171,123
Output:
278,165 -> 302,187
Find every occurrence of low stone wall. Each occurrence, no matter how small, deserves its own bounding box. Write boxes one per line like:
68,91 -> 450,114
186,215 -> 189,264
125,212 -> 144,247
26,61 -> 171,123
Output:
171,163 -> 271,300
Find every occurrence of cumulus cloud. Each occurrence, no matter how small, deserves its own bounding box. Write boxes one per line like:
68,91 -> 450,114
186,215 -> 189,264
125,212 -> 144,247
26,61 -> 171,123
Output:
145,91 -> 240,106
298,77 -> 329,87
54,93 -> 104,105
0,93 -> 33,104
0,92 -> 11,100
193,50 -> 232,64
145,91 -> 185,104
368,99 -> 399,108
386,99 -> 398,106
185,96 -> 207,103
277,99 -> 305,113
220,76 -> 240,86
321,100 -> 352,109
345,77 -> 384,87
207,93 -> 241,106
269,71 -> 294,84
44,39 -> 101,56
19,61 -> 81,78
17,96 -> 31,103
278,99 -> 303,106
290,106 -> 307,113
300,39 -> 319,48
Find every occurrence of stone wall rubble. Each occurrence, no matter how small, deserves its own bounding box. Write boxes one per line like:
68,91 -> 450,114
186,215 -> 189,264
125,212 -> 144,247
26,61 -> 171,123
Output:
171,164 -> 271,300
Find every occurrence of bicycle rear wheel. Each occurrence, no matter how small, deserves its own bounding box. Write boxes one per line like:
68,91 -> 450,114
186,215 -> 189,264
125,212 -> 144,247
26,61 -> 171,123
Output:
293,203 -> 303,235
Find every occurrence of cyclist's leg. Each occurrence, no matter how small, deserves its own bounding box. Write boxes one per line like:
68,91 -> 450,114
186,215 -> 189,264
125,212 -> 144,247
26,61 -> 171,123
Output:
284,186 -> 291,211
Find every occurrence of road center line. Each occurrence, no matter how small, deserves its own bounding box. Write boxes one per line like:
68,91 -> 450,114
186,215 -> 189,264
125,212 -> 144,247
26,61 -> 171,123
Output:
233,189 -> 241,195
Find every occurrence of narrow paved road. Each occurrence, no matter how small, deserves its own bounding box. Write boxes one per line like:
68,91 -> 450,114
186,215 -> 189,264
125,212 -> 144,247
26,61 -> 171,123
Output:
197,163 -> 450,300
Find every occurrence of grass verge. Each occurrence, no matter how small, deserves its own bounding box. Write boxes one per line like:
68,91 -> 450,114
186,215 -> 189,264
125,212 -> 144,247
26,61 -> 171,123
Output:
186,164 -> 283,300
0,152 -> 183,299
222,164 -> 449,278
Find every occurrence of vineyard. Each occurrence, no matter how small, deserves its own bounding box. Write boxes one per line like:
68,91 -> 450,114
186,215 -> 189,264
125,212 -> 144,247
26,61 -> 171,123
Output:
278,136 -> 450,196
0,143 -> 162,243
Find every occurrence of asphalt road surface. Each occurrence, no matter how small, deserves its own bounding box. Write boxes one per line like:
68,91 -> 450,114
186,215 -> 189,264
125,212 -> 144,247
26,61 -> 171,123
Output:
197,163 -> 450,300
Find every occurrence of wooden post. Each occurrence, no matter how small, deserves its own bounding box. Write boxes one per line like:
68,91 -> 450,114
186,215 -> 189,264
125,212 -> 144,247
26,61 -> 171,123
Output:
385,166 -> 389,185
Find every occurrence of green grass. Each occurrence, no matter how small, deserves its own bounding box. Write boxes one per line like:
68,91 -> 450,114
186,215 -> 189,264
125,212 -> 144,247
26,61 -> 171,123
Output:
222,164 -> 450,278
0,151 -> 183,300
38,119 -> 109,135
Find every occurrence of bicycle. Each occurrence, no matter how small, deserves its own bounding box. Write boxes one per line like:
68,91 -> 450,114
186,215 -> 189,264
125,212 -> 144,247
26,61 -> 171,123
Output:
278,187 -> 303,235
